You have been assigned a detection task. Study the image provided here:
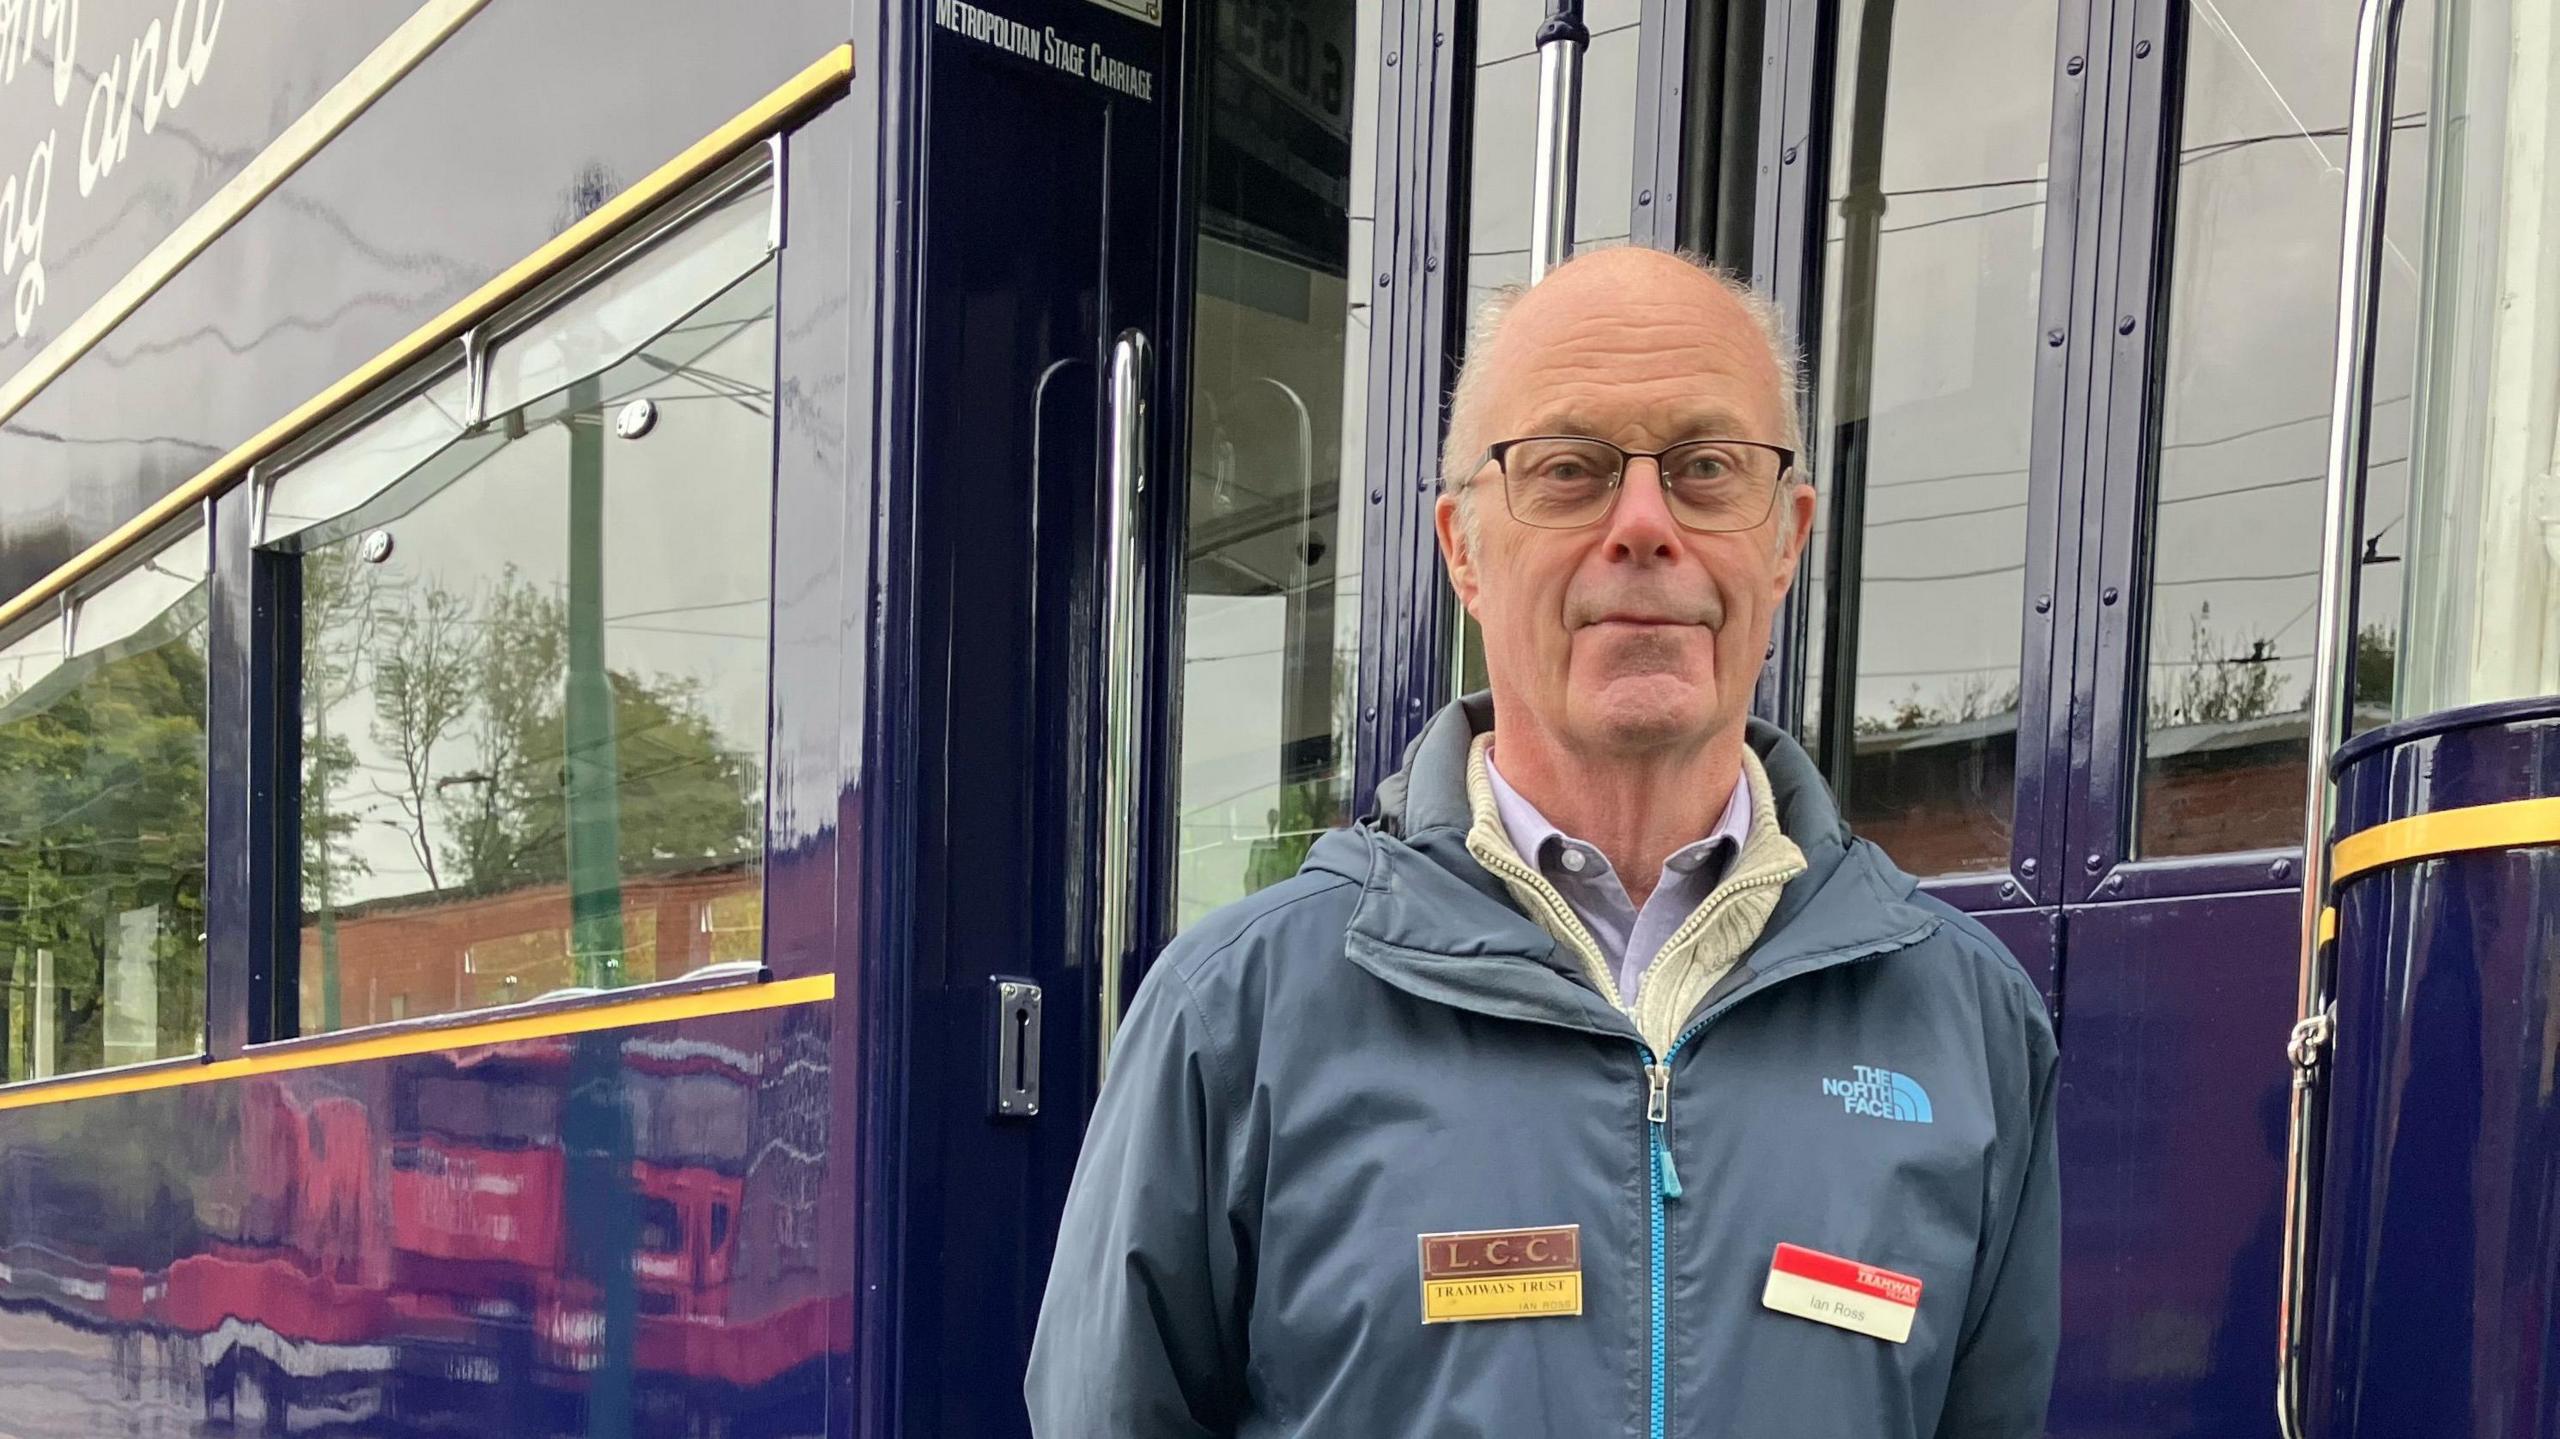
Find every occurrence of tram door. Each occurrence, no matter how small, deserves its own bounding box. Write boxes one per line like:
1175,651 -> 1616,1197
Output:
895,0 -> 1370,1431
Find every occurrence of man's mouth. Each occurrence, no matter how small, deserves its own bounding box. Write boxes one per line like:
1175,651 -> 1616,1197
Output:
1585,613 -> 1704,629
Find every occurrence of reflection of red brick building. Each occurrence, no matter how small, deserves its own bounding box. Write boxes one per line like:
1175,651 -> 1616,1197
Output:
301,866 -> 762,1028
1851,716 -> 2357,879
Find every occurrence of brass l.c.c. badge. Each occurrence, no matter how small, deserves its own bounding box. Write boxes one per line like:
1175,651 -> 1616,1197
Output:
1417,1225 -> 1583,1324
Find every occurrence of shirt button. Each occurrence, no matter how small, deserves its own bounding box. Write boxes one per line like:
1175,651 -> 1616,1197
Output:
1560,848 -> 1588,874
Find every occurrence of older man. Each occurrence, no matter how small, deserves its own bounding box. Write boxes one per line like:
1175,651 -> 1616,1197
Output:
1027,247 -> 2059,1437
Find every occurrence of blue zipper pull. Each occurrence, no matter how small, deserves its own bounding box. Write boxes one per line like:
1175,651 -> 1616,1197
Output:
1646,1062 -> 1682,1200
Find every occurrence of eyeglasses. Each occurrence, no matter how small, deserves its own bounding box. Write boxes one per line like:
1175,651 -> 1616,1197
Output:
1471,435 -> 1796,533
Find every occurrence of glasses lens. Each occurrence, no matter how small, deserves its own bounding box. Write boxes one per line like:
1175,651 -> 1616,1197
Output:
1502,438 -> 1623,528
1660,441 -> 1781,532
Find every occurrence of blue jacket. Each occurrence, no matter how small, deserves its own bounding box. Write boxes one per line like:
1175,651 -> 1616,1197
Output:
1028,699 -> 2060,1437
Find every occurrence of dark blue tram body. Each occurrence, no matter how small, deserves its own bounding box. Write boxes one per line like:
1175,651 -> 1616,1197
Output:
0,0 -> 2548,1436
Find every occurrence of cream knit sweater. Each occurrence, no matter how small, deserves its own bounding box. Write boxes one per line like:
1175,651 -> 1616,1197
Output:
1461,733 -> 1809,1056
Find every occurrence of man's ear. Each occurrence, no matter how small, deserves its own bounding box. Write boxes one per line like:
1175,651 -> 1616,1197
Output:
1772,482 -> 1817,599
1436,491 -> 1481,614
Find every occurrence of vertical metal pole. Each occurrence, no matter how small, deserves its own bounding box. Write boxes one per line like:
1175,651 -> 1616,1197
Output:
2278,0 -> 2409,1432
565,378 -> 626,995
1529,2 -> 1591,281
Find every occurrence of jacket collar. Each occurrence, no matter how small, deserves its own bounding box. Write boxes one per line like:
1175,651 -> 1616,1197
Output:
1306,695 -> 1944,1035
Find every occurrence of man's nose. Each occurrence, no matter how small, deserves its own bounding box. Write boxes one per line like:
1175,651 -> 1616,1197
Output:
1602,458 -> 1682,562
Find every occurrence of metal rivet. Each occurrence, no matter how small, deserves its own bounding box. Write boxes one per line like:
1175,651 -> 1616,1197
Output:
2046,328 -> 2065,347
2106,873 -> 2126,894
1409,696 -> 1425,711
1783,144 -> 1800,164
1433,29 -> 1444,45
2066,54 -> 2085,75
2102,587 -> 2120,605
2020,857 -> 2039,877
1638,189 -> 1653,206
1999,881 -> 2019,900
358,530 -> 395,564
2117,314 -> 2137,335
1364,707 -> 1379,723
2034,594 -> 2052,614
2135,38 -> 2152,58
614,398 -> 659,440
2085,853 -> 2105,873
2272,858 -> 2295,882
1426,253 -> 1440,272
1377,272 -> 1391,288
1386,50 -> 1398,65
1369,489 -> 1384,504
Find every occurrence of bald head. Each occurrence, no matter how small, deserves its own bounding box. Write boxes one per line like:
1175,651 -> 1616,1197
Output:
1442,247 -> 1806,544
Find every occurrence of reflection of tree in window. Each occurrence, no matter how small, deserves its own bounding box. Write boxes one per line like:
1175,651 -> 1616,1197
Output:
301,556 -> 765,1002
0,615 -> 208,1081
290,258 -> 779,1031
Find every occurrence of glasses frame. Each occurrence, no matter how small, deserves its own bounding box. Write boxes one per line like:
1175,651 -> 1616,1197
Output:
1475,434 -> 1798,533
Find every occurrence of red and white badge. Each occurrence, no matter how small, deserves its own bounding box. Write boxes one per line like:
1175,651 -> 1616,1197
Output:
1760,1243 -> 1923,1344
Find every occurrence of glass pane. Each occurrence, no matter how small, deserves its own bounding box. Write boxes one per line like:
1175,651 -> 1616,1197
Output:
2398,0 -> 2560,712
485,173 -> 775,417
1461,0 -> 1641,311
0,607 -> 64,699
0,532 -> 207,1082
291,266 -> 775,1033
263,367 -> 471,549
71,526 -> 209,658
1174,0 -> 1373,929
2135,0 -> 2431,856
1800,0 -> 2056,877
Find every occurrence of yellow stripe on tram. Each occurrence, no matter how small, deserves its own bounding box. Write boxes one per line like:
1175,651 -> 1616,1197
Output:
2332,795 -> 2560,886
0,972 -> 835,1114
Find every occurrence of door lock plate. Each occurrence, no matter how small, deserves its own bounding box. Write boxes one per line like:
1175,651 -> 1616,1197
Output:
992,979 -> 1043,1118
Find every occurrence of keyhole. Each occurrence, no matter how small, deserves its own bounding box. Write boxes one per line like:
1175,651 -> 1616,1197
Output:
1012,1005 -> 1032,1093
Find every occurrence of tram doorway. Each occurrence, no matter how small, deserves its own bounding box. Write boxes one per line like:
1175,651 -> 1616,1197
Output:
889,0 -> 1374,1430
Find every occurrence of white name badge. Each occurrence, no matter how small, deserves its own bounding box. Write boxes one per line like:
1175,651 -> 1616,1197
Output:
1760,1243 -> 1922,1344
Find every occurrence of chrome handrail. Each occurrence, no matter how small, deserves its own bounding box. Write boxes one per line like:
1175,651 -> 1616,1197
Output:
2278,0 -> 2410,1430
1528,1 -> 1589,282
1097,328 -> 1154,1077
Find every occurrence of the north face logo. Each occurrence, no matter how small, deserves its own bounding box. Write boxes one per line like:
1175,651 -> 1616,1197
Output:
1820,1065 -> 1933,1123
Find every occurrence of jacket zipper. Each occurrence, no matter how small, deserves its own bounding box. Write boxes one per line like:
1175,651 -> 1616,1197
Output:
1467,827 -> 1919,1437
1639,946 -> 1898,1439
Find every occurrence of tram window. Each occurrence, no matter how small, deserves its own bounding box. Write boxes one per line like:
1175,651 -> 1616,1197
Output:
265,166 -> 777,1035
1174,0 -> 1378,927
1449,0 -> 1647,700
2133,0 -> 2429,857
0,521 -> 210,1083
1796,0 -> 2057,877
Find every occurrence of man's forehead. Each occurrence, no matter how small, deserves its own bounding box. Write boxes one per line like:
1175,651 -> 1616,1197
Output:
1481,289 -> 1781,433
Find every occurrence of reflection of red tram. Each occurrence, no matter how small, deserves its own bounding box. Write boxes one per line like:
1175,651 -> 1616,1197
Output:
39,1028 -> 844,1414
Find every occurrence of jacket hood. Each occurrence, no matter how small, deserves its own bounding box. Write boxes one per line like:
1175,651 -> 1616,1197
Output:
1304,694 -> 1944,1033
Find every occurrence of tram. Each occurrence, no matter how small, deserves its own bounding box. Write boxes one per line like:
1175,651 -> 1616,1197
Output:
0,0 -> 2549,1434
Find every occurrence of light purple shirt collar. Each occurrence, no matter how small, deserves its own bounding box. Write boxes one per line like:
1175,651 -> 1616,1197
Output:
1483,746 -> 1753,1007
